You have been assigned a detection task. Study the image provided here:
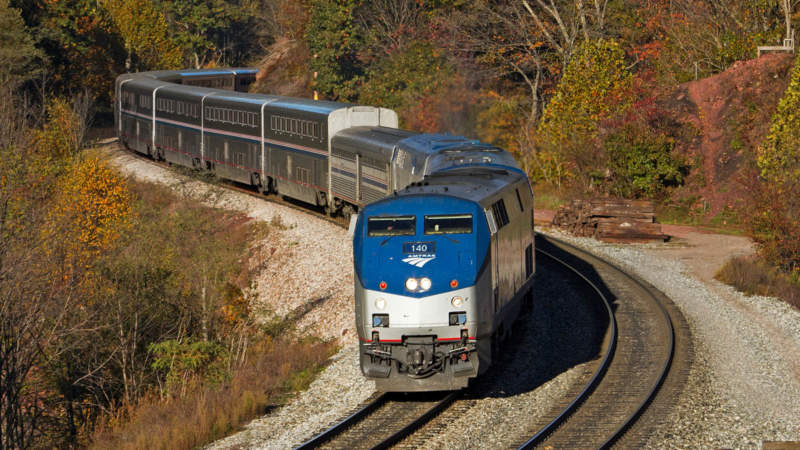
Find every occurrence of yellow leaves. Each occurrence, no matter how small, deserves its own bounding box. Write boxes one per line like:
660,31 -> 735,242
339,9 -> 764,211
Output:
34,98 -> 83,159
538,38 -> 632,148
760,51 -> 800,185
100,0 -> 182,69
44,156 -> 133,277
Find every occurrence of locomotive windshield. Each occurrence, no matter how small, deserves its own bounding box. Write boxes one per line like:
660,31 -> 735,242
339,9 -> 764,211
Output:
424,214 -> 473,234
367,215 -> 416,236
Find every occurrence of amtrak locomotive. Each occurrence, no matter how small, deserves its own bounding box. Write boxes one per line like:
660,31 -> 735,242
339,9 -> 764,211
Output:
353,149 -> 535,391
115,68 -> 535,392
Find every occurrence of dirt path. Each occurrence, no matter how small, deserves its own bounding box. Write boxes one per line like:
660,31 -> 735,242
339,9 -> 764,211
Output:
535,208 -> 755,284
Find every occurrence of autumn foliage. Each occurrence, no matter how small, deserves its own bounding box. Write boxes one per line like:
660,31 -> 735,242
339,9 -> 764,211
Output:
749,50 -> 800,275
46,156 -> 132,267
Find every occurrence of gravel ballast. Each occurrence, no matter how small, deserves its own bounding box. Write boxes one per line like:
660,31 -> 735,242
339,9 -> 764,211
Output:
545,230 -> 800,448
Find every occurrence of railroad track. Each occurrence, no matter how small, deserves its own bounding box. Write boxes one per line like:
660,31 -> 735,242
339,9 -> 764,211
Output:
297,392 -> 458,449
513,235 -> 690,448
107,140 -> 690,448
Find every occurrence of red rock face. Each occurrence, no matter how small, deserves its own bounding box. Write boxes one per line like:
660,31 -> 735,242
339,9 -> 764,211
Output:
253,37 -> 314,98
661,53 -> 794,218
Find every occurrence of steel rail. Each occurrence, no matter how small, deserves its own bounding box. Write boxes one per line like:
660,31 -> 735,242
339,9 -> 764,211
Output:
370,391 -> 459,450
520,236 -> 676,449
295,393 -> 388,449
110,140 -> 676,448
517,244 -> 618,449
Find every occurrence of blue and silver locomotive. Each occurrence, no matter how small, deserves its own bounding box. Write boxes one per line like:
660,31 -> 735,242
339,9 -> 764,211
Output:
353,146 -> 535,391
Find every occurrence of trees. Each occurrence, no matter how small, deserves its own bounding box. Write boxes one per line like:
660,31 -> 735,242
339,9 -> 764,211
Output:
158,0 -> 260,69
0,0 -> 43,86
16,0 -> 126,104
0,91 -> 97,448
536,39 -> 632,186
306,0 -> 363,101
101,0 -> 182,71
751,49 -> 800,274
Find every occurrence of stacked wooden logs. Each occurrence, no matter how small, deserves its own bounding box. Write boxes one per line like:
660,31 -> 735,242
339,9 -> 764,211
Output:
551,198 -> 668,243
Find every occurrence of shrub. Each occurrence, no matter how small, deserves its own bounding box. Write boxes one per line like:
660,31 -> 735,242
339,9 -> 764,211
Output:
752,50 -> 800,273
91,337 -> 336,450
603,123 -> 686,198
716,256 -> 800,310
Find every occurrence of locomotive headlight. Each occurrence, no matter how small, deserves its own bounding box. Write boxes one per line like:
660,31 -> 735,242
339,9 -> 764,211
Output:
405,278 -> 418,291
419,277 -> 432,291
451,296 -> 463,307
374,297 -> 386,310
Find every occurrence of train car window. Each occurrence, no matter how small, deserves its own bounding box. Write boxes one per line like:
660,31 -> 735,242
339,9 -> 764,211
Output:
516,188 -> 524,212
367,216 -> 416,237
424,214 -> 473,234
491,199 -> 509,229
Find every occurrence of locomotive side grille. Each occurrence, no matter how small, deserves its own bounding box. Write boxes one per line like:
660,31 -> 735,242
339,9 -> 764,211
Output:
331,154 -> 357,201
361,186 -> 385,204
332,174 -> 356,201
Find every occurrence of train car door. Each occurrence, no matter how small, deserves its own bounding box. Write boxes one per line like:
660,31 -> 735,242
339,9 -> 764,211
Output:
392,148 -> 412,191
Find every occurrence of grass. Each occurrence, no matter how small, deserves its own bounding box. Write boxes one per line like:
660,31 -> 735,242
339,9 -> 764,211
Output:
532,183 -> 568,211
91,337 -> 338,450
655,199 -> 747,235
715,256 -> 800,310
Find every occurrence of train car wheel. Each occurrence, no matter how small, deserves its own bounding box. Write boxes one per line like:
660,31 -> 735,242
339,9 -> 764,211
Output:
342,204 -> 356,222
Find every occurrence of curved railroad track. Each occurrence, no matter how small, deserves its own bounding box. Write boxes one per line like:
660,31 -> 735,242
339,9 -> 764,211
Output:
107,140 -> 691,448
514,235 -> 691,448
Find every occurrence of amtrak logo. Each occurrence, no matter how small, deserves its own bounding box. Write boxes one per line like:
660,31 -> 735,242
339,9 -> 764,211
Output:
402,255 -> 436,267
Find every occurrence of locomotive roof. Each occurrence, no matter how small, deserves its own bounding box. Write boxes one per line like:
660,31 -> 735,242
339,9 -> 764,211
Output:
397,133 -> 485,155
389,165 -> 527,206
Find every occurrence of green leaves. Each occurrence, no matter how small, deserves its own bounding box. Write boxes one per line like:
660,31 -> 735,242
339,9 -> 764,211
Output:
306,0 -> 364,101
604,124 -> 686,198
150,339 -> 231,395
0,0 -> 44,85
750,51 -> 800,273
359,40 -> 453,113
536,39 -> 632,185
102,0 -> 182,70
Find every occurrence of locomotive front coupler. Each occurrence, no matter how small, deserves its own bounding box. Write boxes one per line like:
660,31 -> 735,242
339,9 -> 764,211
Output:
364,339 -> 477,368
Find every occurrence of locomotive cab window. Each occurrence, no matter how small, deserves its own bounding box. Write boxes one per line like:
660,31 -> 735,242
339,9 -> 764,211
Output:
424,214 -> 473,234
367,216 -> 416,237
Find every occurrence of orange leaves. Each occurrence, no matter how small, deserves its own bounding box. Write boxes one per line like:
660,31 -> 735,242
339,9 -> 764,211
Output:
45,156 -> 133,275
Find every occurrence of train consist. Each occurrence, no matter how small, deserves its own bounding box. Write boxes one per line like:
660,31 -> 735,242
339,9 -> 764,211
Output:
115,68 -> 535,391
